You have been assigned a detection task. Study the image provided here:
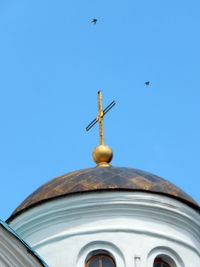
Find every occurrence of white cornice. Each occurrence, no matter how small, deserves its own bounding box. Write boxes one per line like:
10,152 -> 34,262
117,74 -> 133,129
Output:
9,191 -> 200,255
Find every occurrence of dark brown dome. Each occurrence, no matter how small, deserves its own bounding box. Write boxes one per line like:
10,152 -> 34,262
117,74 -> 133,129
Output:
8,166 -> 199,222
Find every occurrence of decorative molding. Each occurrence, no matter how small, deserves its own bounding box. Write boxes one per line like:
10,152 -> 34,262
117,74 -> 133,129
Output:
10,192 -> 200,240
147,246 -> 185,267
9,191 -> 200,266
76,240 -> 125,267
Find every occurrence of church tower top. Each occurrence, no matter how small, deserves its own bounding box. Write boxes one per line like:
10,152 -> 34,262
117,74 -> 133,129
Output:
86,91 -> 116,166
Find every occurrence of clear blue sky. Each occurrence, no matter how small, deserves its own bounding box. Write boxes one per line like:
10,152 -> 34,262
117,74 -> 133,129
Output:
0,0 -> 200,220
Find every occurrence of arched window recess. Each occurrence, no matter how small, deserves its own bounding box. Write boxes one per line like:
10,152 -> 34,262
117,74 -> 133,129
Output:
153,257 -> 171,267
86,251 -> 116,267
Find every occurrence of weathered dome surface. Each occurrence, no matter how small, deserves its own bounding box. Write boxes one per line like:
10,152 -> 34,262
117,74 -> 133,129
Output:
8,166 -> 199,221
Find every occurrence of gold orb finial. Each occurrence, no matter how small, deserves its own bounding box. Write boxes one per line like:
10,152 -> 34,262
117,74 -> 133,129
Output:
92,144 -> 113,166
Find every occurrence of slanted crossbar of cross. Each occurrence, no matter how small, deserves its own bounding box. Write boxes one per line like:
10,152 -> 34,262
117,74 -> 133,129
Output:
86,91 -> 116,145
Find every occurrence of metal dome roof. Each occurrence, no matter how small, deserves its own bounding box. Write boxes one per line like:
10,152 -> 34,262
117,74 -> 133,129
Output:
8,166 -> 199,222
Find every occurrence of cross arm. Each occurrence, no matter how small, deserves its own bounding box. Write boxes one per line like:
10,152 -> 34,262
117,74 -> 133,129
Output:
86,100 -> 116,131
86,117 -> 98,131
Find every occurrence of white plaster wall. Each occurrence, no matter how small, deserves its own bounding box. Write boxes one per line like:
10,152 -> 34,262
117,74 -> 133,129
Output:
9,191 -> 200,267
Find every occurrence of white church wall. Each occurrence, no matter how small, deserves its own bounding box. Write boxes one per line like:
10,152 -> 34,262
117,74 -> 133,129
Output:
9,191 -> 200,267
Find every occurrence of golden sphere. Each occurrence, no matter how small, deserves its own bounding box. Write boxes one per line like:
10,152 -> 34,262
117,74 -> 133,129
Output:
92,145 -> 113,166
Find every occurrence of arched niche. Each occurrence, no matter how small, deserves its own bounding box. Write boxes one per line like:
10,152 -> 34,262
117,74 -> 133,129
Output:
76,240 -> 125,267
147,246 -> 184,267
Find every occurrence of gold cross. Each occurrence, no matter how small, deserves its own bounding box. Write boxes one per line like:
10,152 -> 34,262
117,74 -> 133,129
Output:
86,91 -> 116,145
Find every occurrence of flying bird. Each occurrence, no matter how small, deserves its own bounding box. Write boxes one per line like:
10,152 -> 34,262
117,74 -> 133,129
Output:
145,81 -> 150,86
91,19 -> 97,24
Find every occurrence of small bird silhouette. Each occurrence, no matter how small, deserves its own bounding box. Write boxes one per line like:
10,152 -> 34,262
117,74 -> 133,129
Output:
145,81 -> 150,86
91,19 -> 97,24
